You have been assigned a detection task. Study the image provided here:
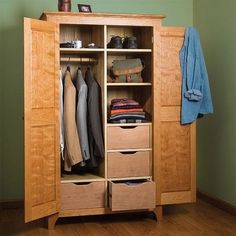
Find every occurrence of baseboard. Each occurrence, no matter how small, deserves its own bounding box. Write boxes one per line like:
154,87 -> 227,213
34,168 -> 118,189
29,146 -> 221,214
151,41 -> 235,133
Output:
197,190 -> 236,216
0,200 -> 23,209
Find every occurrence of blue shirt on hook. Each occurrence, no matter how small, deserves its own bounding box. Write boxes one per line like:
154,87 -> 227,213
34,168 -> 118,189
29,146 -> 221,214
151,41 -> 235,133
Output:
180,27 -> 213,124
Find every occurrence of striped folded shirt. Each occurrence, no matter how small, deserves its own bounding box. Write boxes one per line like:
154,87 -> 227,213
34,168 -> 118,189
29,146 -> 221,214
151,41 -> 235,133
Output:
110,108 -> 143,115
109,112 -> 146,121
109,119 -> 147,124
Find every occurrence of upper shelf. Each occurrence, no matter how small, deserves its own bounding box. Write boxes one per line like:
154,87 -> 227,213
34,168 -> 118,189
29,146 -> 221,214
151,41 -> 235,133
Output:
107,49 -> 152,54
60,48 -> 152,54
60,48 -> 104,54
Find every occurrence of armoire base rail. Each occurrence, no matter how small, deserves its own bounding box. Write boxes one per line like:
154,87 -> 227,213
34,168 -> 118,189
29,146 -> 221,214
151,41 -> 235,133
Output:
46,206 -> 163,229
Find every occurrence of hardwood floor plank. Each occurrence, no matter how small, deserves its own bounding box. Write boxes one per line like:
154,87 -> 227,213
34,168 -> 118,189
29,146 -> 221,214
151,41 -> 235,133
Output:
0,200 -> 235,235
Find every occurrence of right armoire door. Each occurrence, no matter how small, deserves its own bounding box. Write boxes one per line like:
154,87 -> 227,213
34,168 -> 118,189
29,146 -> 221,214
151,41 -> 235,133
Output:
155,27 -> 196,205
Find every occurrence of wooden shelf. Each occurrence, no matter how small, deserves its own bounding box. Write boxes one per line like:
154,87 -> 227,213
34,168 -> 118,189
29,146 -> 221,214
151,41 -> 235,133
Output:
60,48 -> 104,54
60,48 -> 151,54
107,49 -> 152,53
108,176 -> 152,181
61,173 -> 105,183
107,122 -> 152,127
107,148 -> 152,153
107,82 -> 152,86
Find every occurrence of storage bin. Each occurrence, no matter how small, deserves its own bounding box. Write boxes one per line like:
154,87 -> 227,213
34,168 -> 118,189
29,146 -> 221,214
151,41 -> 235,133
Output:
107,125 -> 151,150
108,151 -> 151,178
61,182 -> 105,210
109,180 -> 155,211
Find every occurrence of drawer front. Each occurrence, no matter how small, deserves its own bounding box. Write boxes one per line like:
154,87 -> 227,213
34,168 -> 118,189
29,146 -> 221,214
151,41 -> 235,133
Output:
108,151 -> 151,178
107,125 -> 151,150
109,181 -> 155,211
61,182 -> 105,210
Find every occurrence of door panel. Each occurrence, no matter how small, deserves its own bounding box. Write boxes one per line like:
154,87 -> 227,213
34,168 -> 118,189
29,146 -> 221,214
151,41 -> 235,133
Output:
160,122 -> 191,192
160,72 -> 181,106
155,27 -> 196,205
24,18 -> 60,222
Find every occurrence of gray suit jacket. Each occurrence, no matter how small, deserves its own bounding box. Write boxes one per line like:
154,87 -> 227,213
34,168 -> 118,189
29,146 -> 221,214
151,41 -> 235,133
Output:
74,69 -> 90,161
85,68 -> 104,168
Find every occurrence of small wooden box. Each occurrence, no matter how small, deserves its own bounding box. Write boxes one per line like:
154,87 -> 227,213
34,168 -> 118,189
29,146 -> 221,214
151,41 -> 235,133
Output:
109,180 -> 155,211
107,151 -> 151,178
107,125 -> 151,150
61,182 -> 105,210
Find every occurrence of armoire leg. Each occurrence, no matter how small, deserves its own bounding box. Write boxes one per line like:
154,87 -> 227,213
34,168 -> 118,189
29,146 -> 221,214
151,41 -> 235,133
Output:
154,206 -> 163,221
47,213 -> 59,230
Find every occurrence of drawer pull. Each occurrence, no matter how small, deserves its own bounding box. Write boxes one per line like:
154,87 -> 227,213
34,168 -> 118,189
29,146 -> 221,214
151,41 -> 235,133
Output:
120,126 -> 137,129
74,182 -> 92,186
120,151 -> 137,155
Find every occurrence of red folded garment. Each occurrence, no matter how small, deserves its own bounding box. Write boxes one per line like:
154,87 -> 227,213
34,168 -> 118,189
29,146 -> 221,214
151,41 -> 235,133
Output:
110,108 -> 143,115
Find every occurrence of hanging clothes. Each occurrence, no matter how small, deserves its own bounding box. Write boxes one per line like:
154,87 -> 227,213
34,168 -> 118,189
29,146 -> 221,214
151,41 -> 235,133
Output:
180,27 -> 213,124
63,68 -> 83,171
84,67 -> 104,168
59,69 -> 64,160
74,69 -> 91,162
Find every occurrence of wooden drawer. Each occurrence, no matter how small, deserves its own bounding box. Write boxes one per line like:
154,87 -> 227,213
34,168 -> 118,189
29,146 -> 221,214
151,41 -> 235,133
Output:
109,180 -> 155,211
107,125 -> 151,150
107,151 -> 151,178
61,182 -> 105,210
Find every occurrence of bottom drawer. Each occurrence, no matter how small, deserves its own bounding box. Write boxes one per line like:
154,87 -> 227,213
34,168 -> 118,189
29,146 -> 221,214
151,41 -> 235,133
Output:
61,182 -> 105,210
109,180 -> 155,211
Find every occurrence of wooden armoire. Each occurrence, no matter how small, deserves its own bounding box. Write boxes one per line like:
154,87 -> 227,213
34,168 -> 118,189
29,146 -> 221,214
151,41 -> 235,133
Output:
24,12 -> 196,229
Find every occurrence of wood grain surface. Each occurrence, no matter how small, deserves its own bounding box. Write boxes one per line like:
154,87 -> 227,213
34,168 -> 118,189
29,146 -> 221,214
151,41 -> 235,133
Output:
1,200 -> 236,235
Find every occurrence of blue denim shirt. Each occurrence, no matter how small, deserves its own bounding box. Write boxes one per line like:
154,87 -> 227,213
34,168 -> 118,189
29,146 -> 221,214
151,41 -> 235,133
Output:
180,27 -> 213,124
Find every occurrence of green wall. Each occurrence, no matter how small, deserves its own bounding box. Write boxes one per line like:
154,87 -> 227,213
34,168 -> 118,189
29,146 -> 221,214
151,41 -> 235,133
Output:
0,3 -> 3,200
0,0 -> 193,201
194,0 -> 236,206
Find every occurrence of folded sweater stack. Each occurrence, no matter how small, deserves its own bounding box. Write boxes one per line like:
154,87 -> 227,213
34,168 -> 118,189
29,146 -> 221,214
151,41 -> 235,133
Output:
109,98 -> 146,123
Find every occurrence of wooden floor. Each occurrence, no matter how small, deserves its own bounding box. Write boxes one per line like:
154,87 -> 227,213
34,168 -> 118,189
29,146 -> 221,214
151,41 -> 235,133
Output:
0,199 -> 235,236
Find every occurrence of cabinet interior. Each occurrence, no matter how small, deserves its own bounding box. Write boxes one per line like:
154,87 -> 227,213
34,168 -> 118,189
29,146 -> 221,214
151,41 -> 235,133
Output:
60,24 -> 104,48
107,86 -> 153,122
107,26 -> 153,49
107,53 -> 152,83
59,23 -> 154,209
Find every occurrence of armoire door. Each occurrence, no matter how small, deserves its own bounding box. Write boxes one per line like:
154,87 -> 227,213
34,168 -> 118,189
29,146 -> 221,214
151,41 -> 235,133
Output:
24,18 -> 60,222
155,27 -> 196,205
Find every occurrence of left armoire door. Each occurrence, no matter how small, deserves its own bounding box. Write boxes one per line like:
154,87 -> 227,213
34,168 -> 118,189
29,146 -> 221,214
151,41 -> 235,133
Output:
24,18 -> 60,222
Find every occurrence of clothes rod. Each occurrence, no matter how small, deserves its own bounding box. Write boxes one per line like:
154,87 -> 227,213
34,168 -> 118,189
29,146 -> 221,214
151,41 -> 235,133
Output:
60,57 -> 97,63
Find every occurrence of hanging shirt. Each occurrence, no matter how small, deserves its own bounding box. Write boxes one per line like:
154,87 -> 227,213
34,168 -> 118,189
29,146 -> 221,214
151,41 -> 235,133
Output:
63,69 -> 83,171
180,27 -> 213,124
59,69 -> 64,160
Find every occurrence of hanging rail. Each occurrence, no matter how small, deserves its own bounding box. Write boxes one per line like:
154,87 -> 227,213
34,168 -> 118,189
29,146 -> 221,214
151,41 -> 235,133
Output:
60,57 -> 97,63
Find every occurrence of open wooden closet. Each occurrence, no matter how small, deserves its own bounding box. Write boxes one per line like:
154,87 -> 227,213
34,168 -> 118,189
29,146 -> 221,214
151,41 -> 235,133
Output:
24,12 -> 196,229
